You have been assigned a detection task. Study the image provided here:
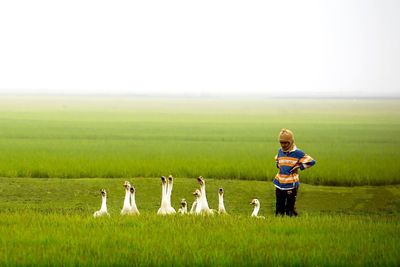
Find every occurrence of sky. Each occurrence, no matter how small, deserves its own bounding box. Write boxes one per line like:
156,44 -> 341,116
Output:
0,0 -> 399,97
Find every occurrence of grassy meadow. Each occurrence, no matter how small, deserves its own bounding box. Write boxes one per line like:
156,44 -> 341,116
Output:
0,177 -> 399,266
0,96 -> 399,185
1,212 -> 398,266
0,96 -> 399,266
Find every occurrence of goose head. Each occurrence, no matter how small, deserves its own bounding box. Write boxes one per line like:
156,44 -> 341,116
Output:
219,188 -> 224,196
193,189 -> 202,199
161,176 -> 167,185
100,189 -> 107,197
168,175 -> 174,187
180,198 -> 187,208
123,181 -> 131,190
250,198 -> 260,207
197,176 -> 205,186
130,186 -> 135,194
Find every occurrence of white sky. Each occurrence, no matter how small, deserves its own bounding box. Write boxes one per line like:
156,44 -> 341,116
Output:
0,0 -> 399,97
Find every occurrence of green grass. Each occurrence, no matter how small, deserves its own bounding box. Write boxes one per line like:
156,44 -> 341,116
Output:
1,96 -> 399,266
1,213 -> 398,266
0,177 -> 399,266
0,96 -> 399,185
1,177 -> 400,216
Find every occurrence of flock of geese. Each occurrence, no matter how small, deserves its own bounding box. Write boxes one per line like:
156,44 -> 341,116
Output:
93,175 -> 265,219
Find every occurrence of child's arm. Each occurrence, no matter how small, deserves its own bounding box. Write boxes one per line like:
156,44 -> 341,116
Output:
298,154 -> 316,170
289,154 -> 315,173
275,155 -> 279,169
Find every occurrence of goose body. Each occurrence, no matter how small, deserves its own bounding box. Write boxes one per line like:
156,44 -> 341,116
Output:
157,176 -> 169,215
250,199 -> 265,219
129,185 -> 140,215
157,175 -> 176,215
189,200 -> 198,214
190,190 -> 200,214
166,175 -> 176,214
218,188 -> 227,214
94,189 -> 110,217
178,198 -> 188,214
193,189 -> 202,214
121,181 -> 132,215
195,176 -> 214,215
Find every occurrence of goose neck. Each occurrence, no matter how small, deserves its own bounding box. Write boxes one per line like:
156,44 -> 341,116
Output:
252,205 -> 260,216
100,196 -> 107,211
123,190 -> 130,207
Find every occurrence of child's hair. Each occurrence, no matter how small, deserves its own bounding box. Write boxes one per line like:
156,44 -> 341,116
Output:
279,128 -> 294,142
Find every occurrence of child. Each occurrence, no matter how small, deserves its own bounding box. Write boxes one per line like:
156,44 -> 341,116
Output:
274,129 -> 315,216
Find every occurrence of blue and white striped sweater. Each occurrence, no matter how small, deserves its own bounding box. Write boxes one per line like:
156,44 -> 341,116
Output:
274,146 -> 315,190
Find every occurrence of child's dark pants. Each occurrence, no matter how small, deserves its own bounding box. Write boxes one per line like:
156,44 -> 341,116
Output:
275,187 -> 298,216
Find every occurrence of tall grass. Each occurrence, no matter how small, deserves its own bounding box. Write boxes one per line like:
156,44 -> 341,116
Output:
0,177 -> 399,266
0,212 -> 398,266
0,96 -> 399,185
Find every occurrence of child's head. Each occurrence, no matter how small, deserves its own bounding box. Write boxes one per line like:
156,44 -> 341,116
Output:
279,128 -> 295,152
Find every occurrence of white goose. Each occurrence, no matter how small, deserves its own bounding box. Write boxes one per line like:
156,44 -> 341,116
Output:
178,198 -> 188,214
93,189 -> 110,217
250,198 -> 265,219
195,176 -> 214,215
157,176 -> 168,215
166,175 -> 176,214
191,189 -> 201,214
129,185 -> 140,215
157,176 -> 176,215
218,188 -> 227,214
121,181 -> 132,215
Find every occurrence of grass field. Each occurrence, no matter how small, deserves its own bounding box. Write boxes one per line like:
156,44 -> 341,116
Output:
0,177 -> 399,266
0,96 -> 399,186
1,96 -> 399,266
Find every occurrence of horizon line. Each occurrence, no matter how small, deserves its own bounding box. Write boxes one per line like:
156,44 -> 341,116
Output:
0,92 -> 400,100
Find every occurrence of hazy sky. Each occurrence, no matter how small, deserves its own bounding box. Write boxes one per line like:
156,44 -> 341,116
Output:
0,0 -> 399,97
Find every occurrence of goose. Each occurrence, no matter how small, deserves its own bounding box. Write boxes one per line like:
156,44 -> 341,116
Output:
189,200 -> 198,214
178,198 -> 188,214
191,189 -> 201,214
121,181 -> 132,215
218,188 -> 227,214
250,198 -> 265,219
166,175 -> 176,214
157,176 -> 169,215
195,176 -> 214,215
129,185 -> 140,215
93,189 -> 110,217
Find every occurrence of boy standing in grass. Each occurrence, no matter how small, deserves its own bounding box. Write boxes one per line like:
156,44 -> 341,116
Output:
274,129 -> 315,216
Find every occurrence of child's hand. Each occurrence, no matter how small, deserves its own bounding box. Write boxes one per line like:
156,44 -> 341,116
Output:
289,165 -> 300,174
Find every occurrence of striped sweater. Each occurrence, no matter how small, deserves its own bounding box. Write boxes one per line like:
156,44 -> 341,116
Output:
274,146 -> 316,190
